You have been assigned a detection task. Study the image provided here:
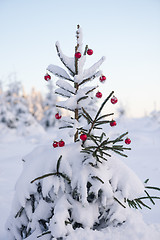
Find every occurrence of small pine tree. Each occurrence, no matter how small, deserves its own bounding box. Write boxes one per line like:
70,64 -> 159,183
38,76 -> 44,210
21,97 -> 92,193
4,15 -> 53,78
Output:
6,25 -> 160,240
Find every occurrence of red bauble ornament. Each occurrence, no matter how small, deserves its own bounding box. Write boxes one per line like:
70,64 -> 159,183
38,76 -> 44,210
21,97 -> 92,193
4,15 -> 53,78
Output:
96,91 -> 102,98
125,138 -> 131,145
87,49 -> 93,55
53,141 -> 58,148
99,75 -> 106,82
55,113 -> 61,119
75,52 -> 81,59
110,120 -> 117,127
111,96 -> 118,104
80,134 -> 87,141
44,74 -> 51,81
58,140 -> 65,147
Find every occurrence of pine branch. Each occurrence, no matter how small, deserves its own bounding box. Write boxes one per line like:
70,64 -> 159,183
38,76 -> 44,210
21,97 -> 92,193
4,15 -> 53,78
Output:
74,26 -> 80,142
31,172 -> 57,183
56,155 -> 62,173
48,69 -> 74,82
114,197 -> 126,208
30,194 -> 35,213
75,24 -> 80,75
144,178 -> 149,184
91,176 -> 104,184
135,200 -> 142,209
56,104 -> 75,112
31,171 -> 71,184
85,86 -> 98,95
95,91 -> 114,121
100,132 -> 106,142
56,82 -> 75,95
37,231 -> 51,238
55,43 -> 75,76
96,154 -> 108,161
135,199 -> 151,209
110,149 -> 128,157
144,190 -> 155,205
15,207 -> 24,218
55,90 -> 70,98
88,91 -> 114,135
102,151 -> 112,157
137,196 -> 160,201
84,45 -> 88,55
96,113 -> 114,121
59,126 -> 73,129
77,95 -> 88,103
79,71 -> 101,86
145,186 -> 160,191
81,107 -> 93,123
112,132 -> 129,144
94,120 -> 110,127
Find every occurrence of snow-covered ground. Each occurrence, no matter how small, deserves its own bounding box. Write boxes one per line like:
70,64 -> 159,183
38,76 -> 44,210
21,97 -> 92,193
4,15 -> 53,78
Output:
0,116 -> 160,240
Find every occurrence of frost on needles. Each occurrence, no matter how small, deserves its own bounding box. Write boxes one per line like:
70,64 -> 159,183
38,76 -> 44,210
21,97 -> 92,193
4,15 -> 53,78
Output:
6,25 -> 160,240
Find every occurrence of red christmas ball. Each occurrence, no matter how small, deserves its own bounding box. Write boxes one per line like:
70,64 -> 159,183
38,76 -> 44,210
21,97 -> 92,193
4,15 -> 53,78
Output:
110,120 -> 117,127
44,74 -> 51,81
58,140 -> 65,147
99,75 -> 106,82
80,134 -> 87,141
55,113 -> 61,119
75,52 -> 81,59
125,138 -> 131,145
111,96 -> 118,104
53,141 -> 58,148
87,49 -> 93,55
96,91 -> 102,98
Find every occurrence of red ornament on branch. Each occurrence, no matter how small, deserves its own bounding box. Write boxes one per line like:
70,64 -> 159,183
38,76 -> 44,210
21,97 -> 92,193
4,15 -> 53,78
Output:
110,120 -> 117,127
96,91 -> 102,98
80,134 -> 87,141
87,49 -> 93,55
58,140 -> 65,147
75,52 -> 81,59
55,113 -> 62,119
99,75 -> 106,82
111,96 -> 118,104
53,141 -> 58,148
125,138 -> 131,145
44,74 -> 51,81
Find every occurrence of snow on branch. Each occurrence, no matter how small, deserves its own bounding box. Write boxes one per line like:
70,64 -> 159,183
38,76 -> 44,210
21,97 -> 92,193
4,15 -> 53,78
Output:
55,41 -> 75,76
82,56 -> 105,80
77,86 -> 98,98
55,88 -> 71,98
56,96 -> 78,112
47,64 -> 73,82
56,80 -> 75,95
79,71 -> 102,86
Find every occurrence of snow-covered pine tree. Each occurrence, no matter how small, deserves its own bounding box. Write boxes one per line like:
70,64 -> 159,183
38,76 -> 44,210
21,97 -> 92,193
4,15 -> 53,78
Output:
41,81 -> 57,128
0,80 -> 43,134
28,87 -> 44,122
6,25 -> 160,240
0,80 -> 22,128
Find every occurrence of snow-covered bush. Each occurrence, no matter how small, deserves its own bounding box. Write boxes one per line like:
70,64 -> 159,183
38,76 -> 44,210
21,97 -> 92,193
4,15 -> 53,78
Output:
6,25 -> 159,240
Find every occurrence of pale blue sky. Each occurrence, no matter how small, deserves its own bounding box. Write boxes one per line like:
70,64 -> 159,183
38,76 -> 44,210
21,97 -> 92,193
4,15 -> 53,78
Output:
0,0 -> 160,117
